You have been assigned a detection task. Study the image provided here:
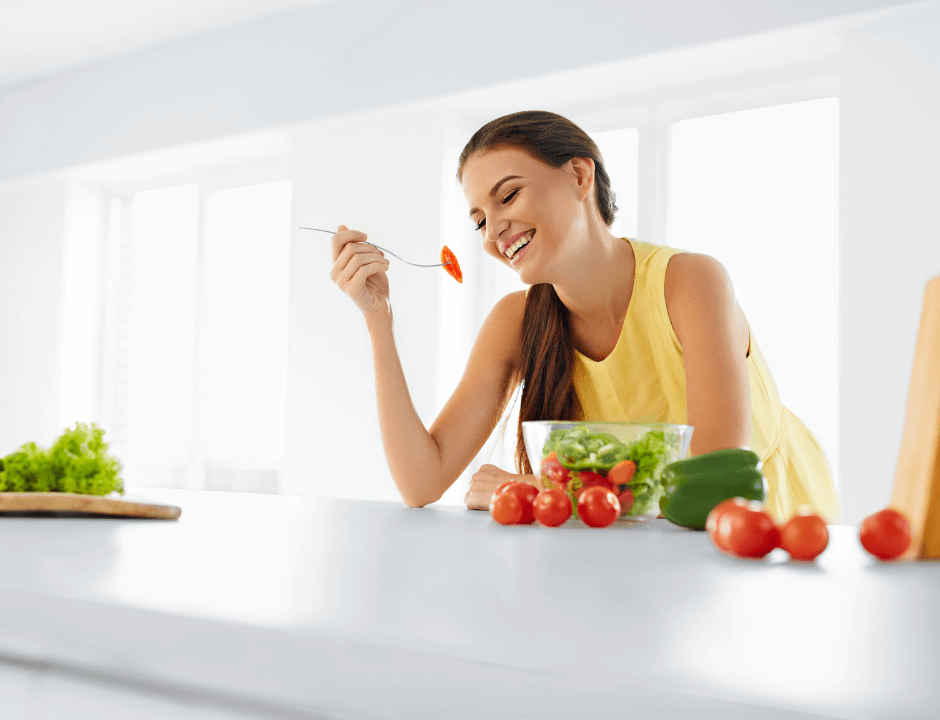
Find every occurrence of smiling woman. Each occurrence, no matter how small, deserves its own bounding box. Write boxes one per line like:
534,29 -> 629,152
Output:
328,110 -> 841,524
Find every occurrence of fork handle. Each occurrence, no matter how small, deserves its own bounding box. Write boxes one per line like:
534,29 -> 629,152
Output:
297,227 -> 450,267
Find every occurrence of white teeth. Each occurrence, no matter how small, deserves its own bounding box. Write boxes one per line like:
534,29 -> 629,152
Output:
504,233 -> 532,259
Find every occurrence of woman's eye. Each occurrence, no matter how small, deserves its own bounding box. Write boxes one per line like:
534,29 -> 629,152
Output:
473,188 -> 520,231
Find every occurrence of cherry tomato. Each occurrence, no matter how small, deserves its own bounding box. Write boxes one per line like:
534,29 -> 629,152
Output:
617,488 -> 634,515
532,489 -> 572,527
608,460 -> 636,487
578,470 -> 612,488
540,452 -> 570,490
571,470 -> 612,501
494,481 -> 515,497
577,486 -> 620,528
722,500 -> 778,558
769,523 -> 781,552
706,498 -> 749,553
780,509 -> 829,561
495,482 -> 539,525
490,492 -> 522,525
860,507 -> 912,560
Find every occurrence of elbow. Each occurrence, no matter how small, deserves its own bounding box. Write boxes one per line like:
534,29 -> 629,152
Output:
402,494 -> 437,509
400,483 -> 443,509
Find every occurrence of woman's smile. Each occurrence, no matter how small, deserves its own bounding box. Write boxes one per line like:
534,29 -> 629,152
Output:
502,229 -> 534,262
509,233 -> 533,266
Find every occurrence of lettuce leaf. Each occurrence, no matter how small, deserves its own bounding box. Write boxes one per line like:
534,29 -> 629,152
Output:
0,423 -> 124,495
625,430 -> 670,516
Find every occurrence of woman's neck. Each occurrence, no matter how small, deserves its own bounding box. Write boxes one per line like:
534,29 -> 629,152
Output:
551,227 -> 635,335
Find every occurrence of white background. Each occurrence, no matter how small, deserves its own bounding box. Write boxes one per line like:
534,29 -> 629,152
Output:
1,0 -> 939,524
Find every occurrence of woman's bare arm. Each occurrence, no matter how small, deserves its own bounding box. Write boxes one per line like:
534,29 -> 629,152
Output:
664,253 -> 752,456
366,287 -> 526,507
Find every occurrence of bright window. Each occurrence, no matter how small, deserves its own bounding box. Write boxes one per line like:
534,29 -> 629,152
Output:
202,181 -> 292,466
127,185 -> 200,467
105,180 -> 292,491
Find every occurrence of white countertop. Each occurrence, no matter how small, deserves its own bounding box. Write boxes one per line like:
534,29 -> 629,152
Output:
1,488 -> 938,719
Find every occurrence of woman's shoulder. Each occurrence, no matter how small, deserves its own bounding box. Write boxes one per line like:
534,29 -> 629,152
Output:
475,290 -> 526,367
663,252 -> 734,311
664,251 -> 728,282
662,251 -> 744,350
630,237 -> 687,272
486,289 -> 527,334
496,289 -> 528,325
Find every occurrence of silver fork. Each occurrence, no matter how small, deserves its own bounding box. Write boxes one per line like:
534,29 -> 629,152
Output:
298,227 -> 451,267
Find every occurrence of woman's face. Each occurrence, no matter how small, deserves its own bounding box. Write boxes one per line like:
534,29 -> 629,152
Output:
461,146 -> 594,282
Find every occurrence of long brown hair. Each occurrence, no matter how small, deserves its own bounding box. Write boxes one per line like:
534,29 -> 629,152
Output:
456,110 -> 618,475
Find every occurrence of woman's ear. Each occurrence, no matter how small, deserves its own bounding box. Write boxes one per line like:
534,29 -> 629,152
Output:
569,157 -> 596,201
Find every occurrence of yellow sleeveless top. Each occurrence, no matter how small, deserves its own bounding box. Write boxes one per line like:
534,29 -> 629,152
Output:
568,237 -> 842,524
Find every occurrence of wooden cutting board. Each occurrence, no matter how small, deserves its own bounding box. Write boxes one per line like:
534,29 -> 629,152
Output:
890,275 -> 940,559
0,492 -> 181,519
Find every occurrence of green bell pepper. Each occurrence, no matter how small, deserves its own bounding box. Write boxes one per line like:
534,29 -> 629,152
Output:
659,449 -> 766,530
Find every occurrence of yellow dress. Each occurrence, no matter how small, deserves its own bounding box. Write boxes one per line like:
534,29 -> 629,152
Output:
569,237 -> 842,524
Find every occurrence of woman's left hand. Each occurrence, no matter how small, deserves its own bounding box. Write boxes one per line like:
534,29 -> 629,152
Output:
465,464 -> 538,511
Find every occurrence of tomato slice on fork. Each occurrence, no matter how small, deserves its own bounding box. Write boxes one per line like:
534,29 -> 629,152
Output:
441,246 -> 462,283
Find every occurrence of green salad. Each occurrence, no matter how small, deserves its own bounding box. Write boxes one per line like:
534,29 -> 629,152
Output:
540,426 -> 679,516
0,422 -> 124,495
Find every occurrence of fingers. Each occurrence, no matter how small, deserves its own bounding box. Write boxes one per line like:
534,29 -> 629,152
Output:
330,246 -> 387,282
465,488 -> 493,511
332,252 -> 390,293
331,225 -> 376,262
465,466 -> 507,511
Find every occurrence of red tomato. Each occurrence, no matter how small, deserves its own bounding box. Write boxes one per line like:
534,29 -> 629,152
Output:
441,245 -> 462,283
495,481 -> 514,495
540,452 -> 570,490
608,460 -> 637,486
723,500 -> 778,558
780,509 -> 829,561
571,470 -> 612,501
860,507 -> 912,560
617,488 -> 635,515
532,489 -> 572,527
490,492 -> 522,525
769,523 -> 782,552
706,498 -> 749,553
578,470 -> 612,488
496,482 -> 539,525
577,486 -> 620,528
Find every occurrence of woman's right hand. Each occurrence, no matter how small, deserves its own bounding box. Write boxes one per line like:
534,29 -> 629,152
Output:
329,225 -> 391,317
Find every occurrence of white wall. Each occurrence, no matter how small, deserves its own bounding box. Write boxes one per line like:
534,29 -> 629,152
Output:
839,4 -> 940,524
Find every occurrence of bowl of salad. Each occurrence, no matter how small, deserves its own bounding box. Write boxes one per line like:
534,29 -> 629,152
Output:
522,421 -> 693,518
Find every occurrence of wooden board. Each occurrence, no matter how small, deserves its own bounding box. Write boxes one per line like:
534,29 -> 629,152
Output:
890,275 -> 940,559
0,492 -> 181,519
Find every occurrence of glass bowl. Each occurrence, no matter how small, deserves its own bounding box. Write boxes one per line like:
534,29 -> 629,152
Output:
522,421 -> 694,519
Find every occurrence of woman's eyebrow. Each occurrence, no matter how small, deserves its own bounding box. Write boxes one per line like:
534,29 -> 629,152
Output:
468,175 -> 523,218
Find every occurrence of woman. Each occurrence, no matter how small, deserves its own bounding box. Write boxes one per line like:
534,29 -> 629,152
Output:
329,110 -> 842,523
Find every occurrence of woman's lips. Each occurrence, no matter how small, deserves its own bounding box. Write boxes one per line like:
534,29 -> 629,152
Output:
510,235 -> 532,266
